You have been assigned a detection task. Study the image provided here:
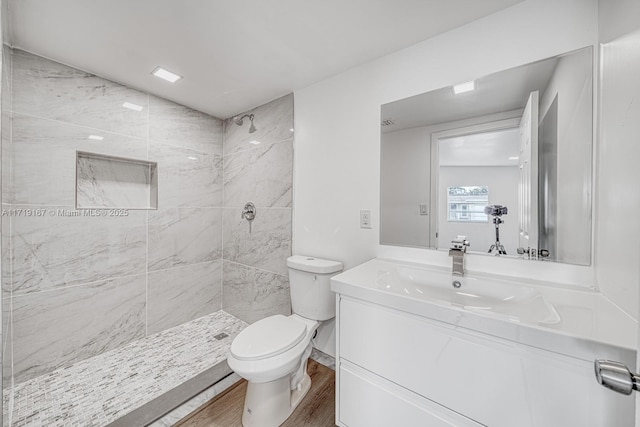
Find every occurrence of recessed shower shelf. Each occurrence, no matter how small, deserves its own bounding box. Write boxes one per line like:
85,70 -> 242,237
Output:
76,151 -> 158,210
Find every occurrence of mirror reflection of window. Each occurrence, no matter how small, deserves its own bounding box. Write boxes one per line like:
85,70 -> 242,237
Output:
438,128 -> 519,253
380,46 -> 592,265
447,186 -> 489,222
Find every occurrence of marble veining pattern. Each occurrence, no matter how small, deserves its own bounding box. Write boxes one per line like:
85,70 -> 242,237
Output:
3,47 -> 13,411
76,154 -> 155,209
222,261 -> 291,324
2,273 -> 12,396
148,207 -> 222,271
11,274 -> 146,383
149,142 -> 222,208
223,93 -> 293,156
2,202 -> 11,304
149,95 -> 223,155
147,261 -> 222,334
222,207 -> 292,276
11,50 -> 148,138
10,207 -> 147,295
1,67 -> 10,202
4,311 -> 247,427
223,139 -> 293,208
10,113 -> 148,206
2,315 -> 11,388
1,121 -> 11,204
2,208 -> 13,376
3,47 -> 237,425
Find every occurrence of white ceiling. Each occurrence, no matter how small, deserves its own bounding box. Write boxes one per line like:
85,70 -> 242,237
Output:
5,0 -> 521,118
439,127 -> 520,167
381,54 -> 559,132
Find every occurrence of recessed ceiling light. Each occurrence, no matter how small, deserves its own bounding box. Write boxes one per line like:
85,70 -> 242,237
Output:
123,102 -> 144,111
152,66 -> 182,83
88,135 -> 104,141
187,156 -> 198,160
289,128 -> 294,132
508,156 -> 519,160
453,80 -> 475,94
249,140 -> 261,145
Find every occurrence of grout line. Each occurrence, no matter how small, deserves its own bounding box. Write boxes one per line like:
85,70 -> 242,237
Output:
223,259 -> 288,279
148,259 -> 221,276
148,137 -> 221,158
147,136 -> 223,157
222,136 -> 293,157
11,101 -> 221,160
7,46 -> 16,426
221,126 -> 226,312
3,203 -> 225,209
9,270 -> 149,299
290,99 -> 296,257
146,92 -> 150,338
10,111 -> 148,142
9,47 -> 15,423
9,259 -> 227,301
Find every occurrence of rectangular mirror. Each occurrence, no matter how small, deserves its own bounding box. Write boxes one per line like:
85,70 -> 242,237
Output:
380,46 -> 593,266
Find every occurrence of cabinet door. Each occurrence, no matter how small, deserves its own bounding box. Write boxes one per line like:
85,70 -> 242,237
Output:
339,360 -> 481,427
339,297 -> 633,427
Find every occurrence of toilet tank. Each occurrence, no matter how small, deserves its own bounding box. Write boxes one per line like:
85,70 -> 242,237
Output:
287,255 -> 343,321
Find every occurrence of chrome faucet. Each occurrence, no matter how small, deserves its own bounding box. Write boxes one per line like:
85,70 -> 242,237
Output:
449,236 -> 470,276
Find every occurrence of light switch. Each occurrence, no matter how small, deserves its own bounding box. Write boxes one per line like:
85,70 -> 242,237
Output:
419,204 -> 428,215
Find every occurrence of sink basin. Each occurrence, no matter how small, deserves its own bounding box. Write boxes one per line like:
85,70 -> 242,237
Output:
376,266 -> 560,324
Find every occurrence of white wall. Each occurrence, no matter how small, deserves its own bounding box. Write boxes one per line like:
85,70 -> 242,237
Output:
294,0 -> 599,357
596,1 -> 640,320
294,0 -> 598,282
596,2 -> 640,422
438,166 -> 519,255
380,127 -> 430,247
539,47 -> 593,265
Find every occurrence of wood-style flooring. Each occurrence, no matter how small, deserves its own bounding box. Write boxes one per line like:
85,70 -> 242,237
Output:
176,359 -> 335,427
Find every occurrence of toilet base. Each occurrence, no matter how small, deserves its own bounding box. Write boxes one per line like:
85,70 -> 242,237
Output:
241,372 -> 312,427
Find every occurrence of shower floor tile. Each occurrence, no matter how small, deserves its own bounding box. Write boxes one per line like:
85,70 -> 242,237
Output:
4,310 -> 247,427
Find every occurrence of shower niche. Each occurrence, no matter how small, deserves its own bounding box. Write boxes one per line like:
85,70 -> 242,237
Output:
76,151 -> 158,210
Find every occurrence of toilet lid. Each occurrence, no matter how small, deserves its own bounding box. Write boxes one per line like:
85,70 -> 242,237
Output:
230,315 -> 307,361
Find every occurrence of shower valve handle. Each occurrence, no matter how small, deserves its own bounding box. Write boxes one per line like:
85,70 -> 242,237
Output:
242,202 -> 256,221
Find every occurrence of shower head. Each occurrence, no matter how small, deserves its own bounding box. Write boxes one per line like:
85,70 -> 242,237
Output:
233,113 -> 257,133
233,115 -> 248,126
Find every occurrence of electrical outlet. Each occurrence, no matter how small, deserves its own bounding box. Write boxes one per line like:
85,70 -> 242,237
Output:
360,210 -> 372,229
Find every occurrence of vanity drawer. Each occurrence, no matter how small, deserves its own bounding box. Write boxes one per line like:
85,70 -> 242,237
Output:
338,360 -> 481,427
338,296 -> 630,427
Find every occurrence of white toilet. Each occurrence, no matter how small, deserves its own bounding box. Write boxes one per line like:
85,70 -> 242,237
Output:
227,255 -> 343,427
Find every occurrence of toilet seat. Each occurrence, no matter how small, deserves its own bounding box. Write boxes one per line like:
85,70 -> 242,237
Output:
227,314 -> 320,384
231,315 -> 307,361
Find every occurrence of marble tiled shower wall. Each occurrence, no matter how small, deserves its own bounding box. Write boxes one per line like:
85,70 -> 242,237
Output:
221,94 -> 294,324
1,46 -> 294,417
1,44 -> 10,421
1,48 -> 225,386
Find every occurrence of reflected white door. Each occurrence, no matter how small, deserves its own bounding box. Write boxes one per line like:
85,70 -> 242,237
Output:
518,91 -> 539,251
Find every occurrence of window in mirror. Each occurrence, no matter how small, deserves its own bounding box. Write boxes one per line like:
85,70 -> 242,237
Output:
447,186 -> 489,222
380,46 -> 593,265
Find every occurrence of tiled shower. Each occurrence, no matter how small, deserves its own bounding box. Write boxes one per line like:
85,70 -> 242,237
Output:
1,46 -> 294,424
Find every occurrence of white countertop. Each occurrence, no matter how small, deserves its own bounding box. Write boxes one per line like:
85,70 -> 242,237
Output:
331,258 -> 637,367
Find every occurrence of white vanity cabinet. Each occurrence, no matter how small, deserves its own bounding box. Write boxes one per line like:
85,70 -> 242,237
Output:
334,295 -> 634,427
